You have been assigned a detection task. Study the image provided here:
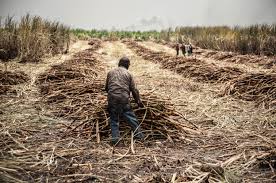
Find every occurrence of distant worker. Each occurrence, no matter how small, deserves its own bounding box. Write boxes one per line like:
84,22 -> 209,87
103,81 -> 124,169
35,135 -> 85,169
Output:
185,44 -> 189,56
180,43 -> 186,56
175,43 -> 180,56
185,43 -> 193,56
105,57 -> 144,145
188,43 -> 193,55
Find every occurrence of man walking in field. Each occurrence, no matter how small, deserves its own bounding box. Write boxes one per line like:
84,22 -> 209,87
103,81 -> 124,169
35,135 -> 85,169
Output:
175,43 -> 180,56
180,43 -> 186,56
105,57 -> 144,145
186,43 -> 193,56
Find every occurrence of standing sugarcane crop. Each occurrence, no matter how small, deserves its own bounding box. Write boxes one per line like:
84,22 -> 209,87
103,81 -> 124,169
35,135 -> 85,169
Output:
0,48 -> 17,71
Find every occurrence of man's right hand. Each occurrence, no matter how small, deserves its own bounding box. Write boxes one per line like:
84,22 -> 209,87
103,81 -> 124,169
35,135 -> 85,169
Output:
138,101 -> 144,108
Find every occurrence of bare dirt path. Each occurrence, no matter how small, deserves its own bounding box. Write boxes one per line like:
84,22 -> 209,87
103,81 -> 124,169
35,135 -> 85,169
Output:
139,41 -> 273,74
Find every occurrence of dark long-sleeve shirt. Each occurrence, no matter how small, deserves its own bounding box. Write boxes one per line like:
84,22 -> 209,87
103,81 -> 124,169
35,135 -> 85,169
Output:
105,66 -> 141,105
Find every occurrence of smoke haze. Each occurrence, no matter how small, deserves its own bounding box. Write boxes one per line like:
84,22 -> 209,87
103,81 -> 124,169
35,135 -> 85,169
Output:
0,0 -> 275,30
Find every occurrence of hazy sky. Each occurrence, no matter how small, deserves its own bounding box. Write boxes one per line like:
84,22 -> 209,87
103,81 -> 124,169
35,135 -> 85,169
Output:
1,0 -> 276,30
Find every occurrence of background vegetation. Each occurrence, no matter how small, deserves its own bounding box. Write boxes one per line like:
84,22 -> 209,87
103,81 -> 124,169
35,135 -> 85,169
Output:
73,24 -> 276,56
72,28 -> 161,41
1,14 -> 275,59
175,25 -> 276,56
0,14 -> 70,63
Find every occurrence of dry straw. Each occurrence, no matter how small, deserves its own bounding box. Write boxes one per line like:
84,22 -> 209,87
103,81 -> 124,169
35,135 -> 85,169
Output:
0,39 -> 275,182
125,40 -> 275,111
0,70 -> 29,95
124,40 -> 244,83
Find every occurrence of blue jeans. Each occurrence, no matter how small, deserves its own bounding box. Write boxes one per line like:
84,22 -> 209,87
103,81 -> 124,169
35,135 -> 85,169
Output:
108,103 -> 144,144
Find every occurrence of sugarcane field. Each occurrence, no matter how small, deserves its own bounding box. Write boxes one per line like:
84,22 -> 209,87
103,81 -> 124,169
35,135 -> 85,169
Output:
0,1 -> 276,183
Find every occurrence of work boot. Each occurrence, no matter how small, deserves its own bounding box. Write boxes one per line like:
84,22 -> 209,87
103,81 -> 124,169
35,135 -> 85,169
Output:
134,132 -> 145,141
111,137 -> 119,146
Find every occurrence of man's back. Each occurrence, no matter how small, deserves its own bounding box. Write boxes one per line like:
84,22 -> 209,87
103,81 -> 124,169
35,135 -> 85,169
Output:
106,66 -> 134,104
176,44 -> 180,50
